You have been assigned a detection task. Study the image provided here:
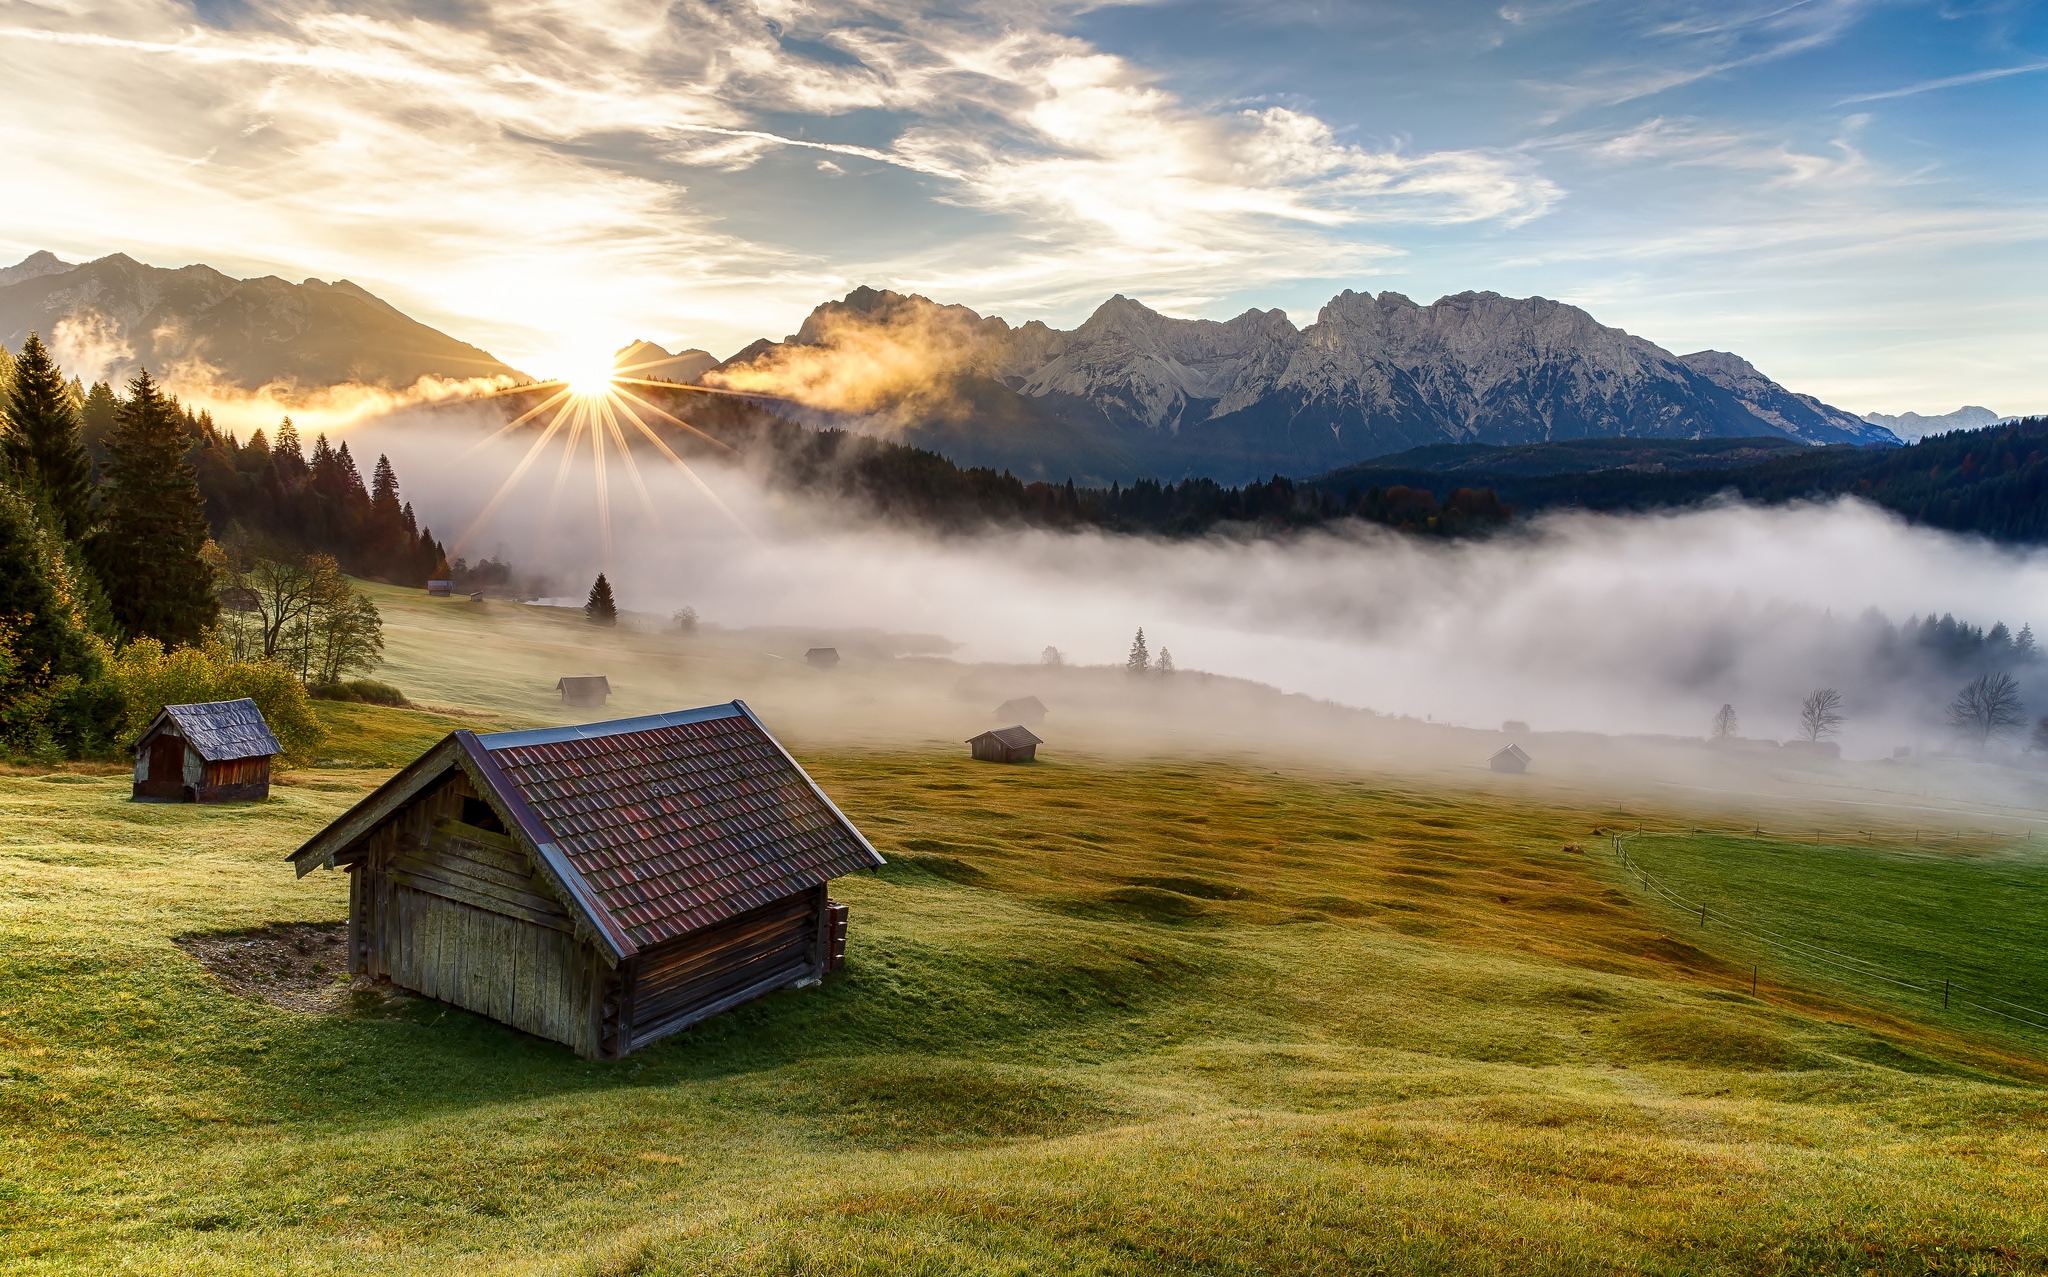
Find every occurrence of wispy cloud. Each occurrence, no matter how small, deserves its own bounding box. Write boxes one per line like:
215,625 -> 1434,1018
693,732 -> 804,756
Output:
1837,58 -> 2048,104
0,0 -> 1555,370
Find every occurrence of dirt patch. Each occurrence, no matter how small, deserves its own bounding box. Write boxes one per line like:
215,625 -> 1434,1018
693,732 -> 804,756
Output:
175,923 -> 368,1014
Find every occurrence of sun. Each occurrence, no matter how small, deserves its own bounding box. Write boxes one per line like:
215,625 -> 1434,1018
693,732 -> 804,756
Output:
557,352 -> 620,398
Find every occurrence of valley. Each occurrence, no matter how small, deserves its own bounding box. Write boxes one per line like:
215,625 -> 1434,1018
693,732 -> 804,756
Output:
4,586 -> 2046,1274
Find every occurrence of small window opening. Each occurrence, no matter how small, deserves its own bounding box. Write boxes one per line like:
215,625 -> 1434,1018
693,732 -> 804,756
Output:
461,796 -> 506,834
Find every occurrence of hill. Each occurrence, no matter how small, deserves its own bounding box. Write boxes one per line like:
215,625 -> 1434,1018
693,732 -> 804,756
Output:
0,251 -> 521,391
4,584 -> 2047,1272
1315,418 -> 2048,543
702,286 -> 1898,483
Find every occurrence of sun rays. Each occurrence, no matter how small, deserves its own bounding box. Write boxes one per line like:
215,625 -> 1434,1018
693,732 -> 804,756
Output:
451,347 -> 762,568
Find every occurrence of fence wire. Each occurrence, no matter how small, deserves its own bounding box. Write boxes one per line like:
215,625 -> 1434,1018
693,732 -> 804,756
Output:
1609,831 -> 2048,1036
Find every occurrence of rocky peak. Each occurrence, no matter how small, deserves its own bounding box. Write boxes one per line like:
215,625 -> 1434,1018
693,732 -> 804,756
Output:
0,250 -> 77,289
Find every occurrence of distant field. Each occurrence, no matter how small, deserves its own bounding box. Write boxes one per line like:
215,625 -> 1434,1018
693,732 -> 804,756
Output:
1610,826 -> 2048,1054
4,590 -> 2047,1273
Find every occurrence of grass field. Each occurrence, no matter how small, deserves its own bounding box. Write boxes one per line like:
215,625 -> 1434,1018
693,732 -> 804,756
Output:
1610,825 -> 2048,1053
5,593 -> 2048,1274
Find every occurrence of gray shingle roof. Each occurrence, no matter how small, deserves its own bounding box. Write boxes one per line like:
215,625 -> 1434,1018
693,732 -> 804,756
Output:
147,698 -> 283,761
973,725 -> 1043,749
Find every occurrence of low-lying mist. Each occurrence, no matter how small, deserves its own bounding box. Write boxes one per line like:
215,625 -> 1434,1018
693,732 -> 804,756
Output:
353,411 -> 2048,761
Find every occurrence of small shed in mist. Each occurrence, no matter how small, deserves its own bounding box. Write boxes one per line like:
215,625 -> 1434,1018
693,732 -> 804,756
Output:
289,702 -> 883,1059
805,647 -> 840,669
558,675 -> 610,707
427,579 -> 453,596
133,698 -> 282,803
1490,743 -> 1531,774
969,725 -> 1042,764
995,696 -> 1047,724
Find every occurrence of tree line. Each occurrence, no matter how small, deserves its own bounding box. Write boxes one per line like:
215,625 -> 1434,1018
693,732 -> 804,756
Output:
1708,610 -> 2046,753
1317,418 -> 2048,545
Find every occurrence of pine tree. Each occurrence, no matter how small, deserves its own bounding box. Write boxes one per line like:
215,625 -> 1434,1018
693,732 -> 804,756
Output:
78,379 -> 125,467
274,417 -> 306,477
2,333 -> 96,541
0,483 -> 100,687
585,573 -> 618,626
1126,627 -> 1148,674
1712,703 -> 1739,739
371,454 -> 399,511
91,369 -> 218,645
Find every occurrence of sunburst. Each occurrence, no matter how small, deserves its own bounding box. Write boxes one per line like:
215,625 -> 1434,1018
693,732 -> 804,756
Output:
452,347 -> 769,569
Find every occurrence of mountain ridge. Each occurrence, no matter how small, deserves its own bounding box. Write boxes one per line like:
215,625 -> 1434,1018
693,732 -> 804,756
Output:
705,285 -> 1900,483
0,251 -> 522,393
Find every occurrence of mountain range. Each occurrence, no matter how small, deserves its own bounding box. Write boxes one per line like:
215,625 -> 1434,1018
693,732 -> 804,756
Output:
696,286 -> 1900,482
0,251 -> 519,392
3,249 -> 1909,483
1860,405 -> 2004,443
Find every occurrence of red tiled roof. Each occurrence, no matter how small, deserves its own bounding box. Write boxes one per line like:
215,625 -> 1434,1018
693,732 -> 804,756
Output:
479,706 -> 881,950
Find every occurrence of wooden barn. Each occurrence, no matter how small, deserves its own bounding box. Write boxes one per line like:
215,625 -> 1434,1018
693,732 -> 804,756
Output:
805,647 -> 840,669
557,675 -> 610,707
288,702 -> 882,1059
995,696 -> 1047,724
133,698 -> 282,803
1490,743 -> 1531,774
968,724 -> 1042,764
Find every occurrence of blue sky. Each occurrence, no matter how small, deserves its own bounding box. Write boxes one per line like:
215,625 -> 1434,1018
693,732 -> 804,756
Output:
0,0 -> 2042,413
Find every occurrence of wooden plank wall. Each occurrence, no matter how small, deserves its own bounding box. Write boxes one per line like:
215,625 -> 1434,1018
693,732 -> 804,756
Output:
623,888 -> 821,1052
348,770 -> 613,1058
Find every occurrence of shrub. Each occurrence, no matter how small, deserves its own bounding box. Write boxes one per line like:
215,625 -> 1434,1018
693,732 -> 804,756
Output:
106,638 -> 325,764
308,678 -> 410,707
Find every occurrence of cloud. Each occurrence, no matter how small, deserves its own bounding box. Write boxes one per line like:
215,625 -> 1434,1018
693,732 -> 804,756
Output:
1837,58 -> 2048,105
0,0 -> 1554,373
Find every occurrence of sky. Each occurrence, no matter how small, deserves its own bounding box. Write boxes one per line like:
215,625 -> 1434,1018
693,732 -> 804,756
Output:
0,0 -> 2044,415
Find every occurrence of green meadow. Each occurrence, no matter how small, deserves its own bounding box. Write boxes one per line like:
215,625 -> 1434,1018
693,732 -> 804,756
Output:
4,592 -> 2048,1274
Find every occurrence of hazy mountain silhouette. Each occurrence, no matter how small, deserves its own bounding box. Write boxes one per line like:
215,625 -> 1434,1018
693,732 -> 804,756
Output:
0,251 -> 520,391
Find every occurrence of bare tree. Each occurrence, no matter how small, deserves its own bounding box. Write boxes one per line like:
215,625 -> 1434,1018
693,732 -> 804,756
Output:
1041,645 -> 1063,667
1712,703 -> 1739,739
1798,688 -> 1844,742
243,555 -> 318,660
673,606 -> 698,634
2033,715 -> 2048,754
1948,672 -> 2026,745
1158,647 -> 1176,675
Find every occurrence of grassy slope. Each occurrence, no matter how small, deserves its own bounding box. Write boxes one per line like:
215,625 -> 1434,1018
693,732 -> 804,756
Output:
1611,827 -> 2048,1051
4,603 -> 2048,1273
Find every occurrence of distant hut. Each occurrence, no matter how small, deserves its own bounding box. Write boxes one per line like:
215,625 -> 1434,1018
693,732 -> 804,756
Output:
288,702 -> 884,1059
969,725 -> 1042,764
1489,743 -> 1531,774
805,647 -> 840,669
557,675 -> 610,707
427,579 -> 453,596
995,696 -> 1048,724
133,698 -> 282,803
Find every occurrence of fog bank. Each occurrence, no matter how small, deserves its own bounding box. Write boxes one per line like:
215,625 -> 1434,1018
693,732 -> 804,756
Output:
355,416 -> 2048,759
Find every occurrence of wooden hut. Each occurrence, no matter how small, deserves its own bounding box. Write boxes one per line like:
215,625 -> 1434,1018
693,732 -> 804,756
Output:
1489,743 -> 1530,774
968,724 -> 1041,763
288,702 -> 883,1059
805,647 -> 840,669
995,696 -> 1047,724
557,675 -> 610,707
427,579 -> 453,596
133,698 -> 281,803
